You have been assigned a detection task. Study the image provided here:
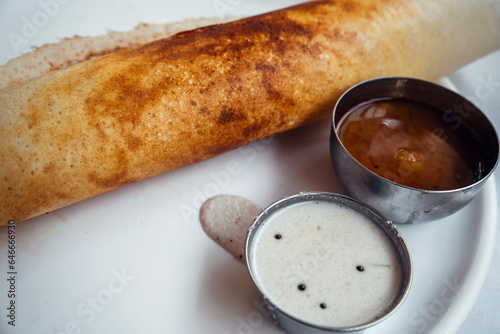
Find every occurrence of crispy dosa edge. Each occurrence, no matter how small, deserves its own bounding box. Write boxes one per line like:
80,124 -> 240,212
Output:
0,17 -> 238,88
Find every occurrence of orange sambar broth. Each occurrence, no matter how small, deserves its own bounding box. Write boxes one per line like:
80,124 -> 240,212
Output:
337,98 -> 483,191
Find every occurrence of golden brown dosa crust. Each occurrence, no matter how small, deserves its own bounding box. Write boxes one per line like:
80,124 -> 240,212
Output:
0,18 -> 237,88
1,0 -> 499,225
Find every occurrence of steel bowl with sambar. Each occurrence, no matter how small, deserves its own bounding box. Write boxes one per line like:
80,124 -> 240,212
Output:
329,77 -> 499,224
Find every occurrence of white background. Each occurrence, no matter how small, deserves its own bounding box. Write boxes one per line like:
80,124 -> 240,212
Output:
0,1 -> 499,333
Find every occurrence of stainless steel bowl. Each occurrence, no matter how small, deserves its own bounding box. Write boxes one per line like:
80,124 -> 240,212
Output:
245,192 -> 412,334
329,77 -> 499,224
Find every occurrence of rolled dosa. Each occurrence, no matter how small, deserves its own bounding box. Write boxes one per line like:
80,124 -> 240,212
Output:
1,0 -> 499,225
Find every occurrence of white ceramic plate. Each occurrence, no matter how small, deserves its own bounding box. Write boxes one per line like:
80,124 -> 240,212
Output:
0,1 -> 497,333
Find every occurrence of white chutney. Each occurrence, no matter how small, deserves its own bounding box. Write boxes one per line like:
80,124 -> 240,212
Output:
249,200 -> 403,328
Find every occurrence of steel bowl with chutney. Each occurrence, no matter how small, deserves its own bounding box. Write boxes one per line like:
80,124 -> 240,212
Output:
329,77 -> 499,224
245,192 -> 412,334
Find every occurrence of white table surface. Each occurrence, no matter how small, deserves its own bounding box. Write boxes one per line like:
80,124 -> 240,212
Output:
448,50 -> 500,334
0,1 -> 499,333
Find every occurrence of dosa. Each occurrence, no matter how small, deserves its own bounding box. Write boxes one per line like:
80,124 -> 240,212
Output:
1,0 -> 499,225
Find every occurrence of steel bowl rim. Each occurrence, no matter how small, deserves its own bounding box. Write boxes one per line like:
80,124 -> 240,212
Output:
331,76 -> 500,194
